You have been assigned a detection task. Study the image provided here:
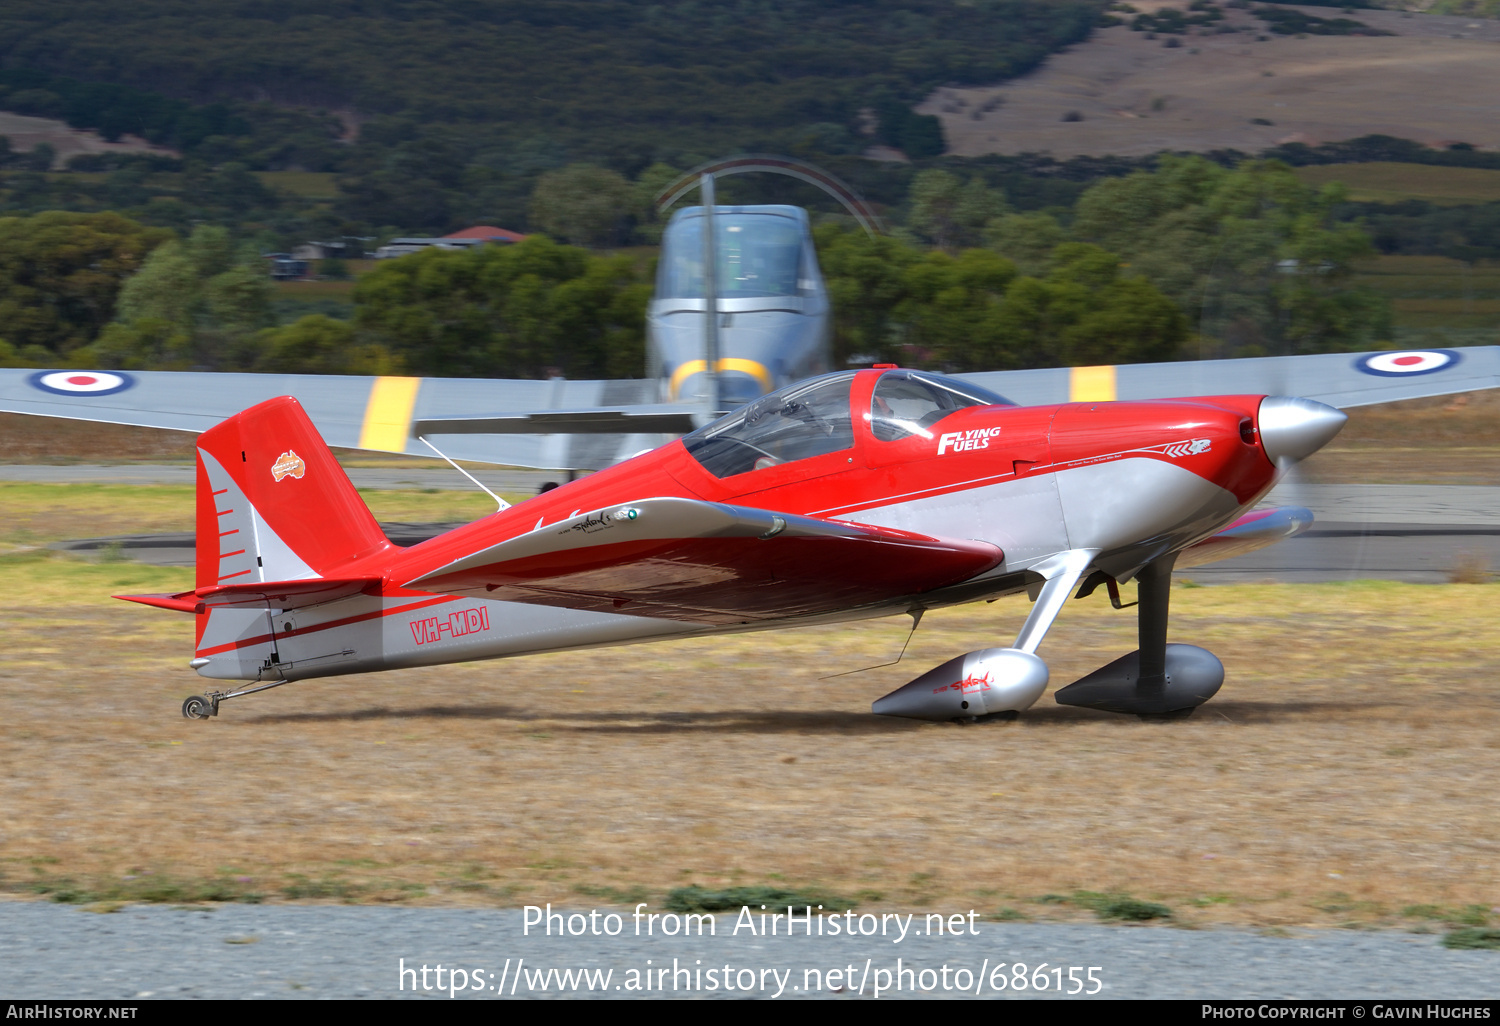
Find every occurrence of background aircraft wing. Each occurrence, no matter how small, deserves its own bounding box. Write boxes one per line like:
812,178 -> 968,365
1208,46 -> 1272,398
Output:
404,496 -> 1003,625
957,345 -> 1500,409
0,369 -> 666,471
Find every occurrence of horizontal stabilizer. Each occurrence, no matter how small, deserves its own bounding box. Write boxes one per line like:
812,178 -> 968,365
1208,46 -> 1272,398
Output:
116,591 -> 200,614
194,577 -> 384,608
117,577 -> 383,614
406,497 -> 1002,624
413,405 -> 701,436
1177,506 -> 1314,568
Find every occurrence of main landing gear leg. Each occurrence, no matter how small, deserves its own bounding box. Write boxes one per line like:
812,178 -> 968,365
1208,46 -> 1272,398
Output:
1054,553 -> 1224,719
872,549 -> 1100,721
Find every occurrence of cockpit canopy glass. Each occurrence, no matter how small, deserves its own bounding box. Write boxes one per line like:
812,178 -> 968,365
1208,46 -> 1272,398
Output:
684,372 -> 855,478
658,211 -> 804,300
868,371 -> 1014,443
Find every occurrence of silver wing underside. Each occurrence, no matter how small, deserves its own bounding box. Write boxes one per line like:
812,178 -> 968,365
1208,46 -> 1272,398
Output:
2,346 -> 1495,471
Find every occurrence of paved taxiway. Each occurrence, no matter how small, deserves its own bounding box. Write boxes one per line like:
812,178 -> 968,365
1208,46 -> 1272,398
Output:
2,902 -> 1495,1000
14,465 -> 1496,583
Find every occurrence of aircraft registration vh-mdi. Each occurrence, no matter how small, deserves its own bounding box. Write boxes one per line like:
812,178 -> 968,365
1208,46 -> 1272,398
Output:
0,185 -> 1497,724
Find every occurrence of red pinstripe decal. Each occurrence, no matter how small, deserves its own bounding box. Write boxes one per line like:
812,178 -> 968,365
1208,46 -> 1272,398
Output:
195,595 -> 456,657
218,569 -> 253,582
220,549 -> 246,559
217,508 -> 234,516
212,488 -> 229,496
219,528 -> 239,537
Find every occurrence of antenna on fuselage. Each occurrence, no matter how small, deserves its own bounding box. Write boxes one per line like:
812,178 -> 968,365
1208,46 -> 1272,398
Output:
699,172 -> 723,417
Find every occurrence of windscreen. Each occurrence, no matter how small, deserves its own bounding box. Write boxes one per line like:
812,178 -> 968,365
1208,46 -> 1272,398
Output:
683,372 -> 855,478
658,212 -> 804,299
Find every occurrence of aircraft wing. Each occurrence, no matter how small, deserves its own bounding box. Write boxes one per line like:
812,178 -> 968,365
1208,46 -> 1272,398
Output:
404,496 -> 1003,625
958,346 -> 1500,409
0,369 -> 668,471
5,346 -> 1496,474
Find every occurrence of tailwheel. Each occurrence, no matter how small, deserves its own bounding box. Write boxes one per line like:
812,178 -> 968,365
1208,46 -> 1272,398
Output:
181,695 -> 213,720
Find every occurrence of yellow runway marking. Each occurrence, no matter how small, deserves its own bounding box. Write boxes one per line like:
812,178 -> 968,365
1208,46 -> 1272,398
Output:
358,376 -> 422,452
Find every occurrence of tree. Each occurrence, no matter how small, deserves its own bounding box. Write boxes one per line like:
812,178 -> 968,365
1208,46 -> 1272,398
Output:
91,224 -> 273,369
815,225 -> 923,366
1071,155 -> 1390,356
0,211 -> 171,361
254,315 -> 399,375
815,225 -> 1187,371
905,170 -> 1007,252
631,162 -> 683,245
984,211 -> 1067,276
352,235 -> 649,379
895,247 -> 1018,369
527,165 -> 634,248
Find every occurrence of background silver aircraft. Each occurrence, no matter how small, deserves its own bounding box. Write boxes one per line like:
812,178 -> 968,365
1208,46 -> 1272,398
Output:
648,203 -> 831,411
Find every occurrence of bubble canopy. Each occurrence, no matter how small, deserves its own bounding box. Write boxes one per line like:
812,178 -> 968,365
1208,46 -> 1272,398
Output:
683,369 -> 1012,478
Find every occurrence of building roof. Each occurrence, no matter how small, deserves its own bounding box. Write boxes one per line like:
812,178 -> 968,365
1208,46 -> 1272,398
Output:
444,225 -> 527,243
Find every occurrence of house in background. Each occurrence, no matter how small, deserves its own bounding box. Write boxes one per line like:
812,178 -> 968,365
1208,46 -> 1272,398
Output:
373,225 -> 526,259
262,253 -> 311,280
291,240 -> 351,261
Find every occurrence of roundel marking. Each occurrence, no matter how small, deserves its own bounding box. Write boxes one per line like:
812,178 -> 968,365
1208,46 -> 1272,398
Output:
27,370 -> 137,396
1354,350 -> 1460,377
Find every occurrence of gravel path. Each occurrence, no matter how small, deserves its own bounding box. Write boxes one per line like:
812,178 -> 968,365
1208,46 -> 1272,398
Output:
1,902 -> 1494,1000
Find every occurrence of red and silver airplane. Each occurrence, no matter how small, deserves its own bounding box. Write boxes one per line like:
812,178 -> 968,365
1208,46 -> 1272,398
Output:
121,365 -> 1355,722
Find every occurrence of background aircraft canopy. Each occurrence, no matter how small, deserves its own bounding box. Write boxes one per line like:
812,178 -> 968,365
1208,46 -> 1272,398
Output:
658,206 -> 810,300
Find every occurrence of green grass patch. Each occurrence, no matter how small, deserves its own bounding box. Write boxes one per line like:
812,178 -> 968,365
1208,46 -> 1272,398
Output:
1069,891 -> 1173,922
280,874 -> 367,901
0,549 -> 193,605
665,884 -> 853,914
1441,927 -> 1500,951
25,872 -> 264,905
254,171 -> 341,200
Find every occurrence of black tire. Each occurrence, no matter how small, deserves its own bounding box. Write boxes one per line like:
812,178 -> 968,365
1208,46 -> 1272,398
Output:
182,695 -> 211,720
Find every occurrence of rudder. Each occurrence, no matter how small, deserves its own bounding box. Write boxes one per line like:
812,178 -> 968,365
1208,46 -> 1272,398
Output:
196,396 -> 393,590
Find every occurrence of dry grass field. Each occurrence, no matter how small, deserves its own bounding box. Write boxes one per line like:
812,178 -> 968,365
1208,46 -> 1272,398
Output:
0,553 -> 1496,932
1,381 -> 1496,930
925,2 -> 1500,158
1294,163 -> 1500,206
1298,388 -> 1500,484
0,112 -> 176,167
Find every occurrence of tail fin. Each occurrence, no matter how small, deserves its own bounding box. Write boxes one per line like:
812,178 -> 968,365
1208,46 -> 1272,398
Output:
195,396 -> 393,591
